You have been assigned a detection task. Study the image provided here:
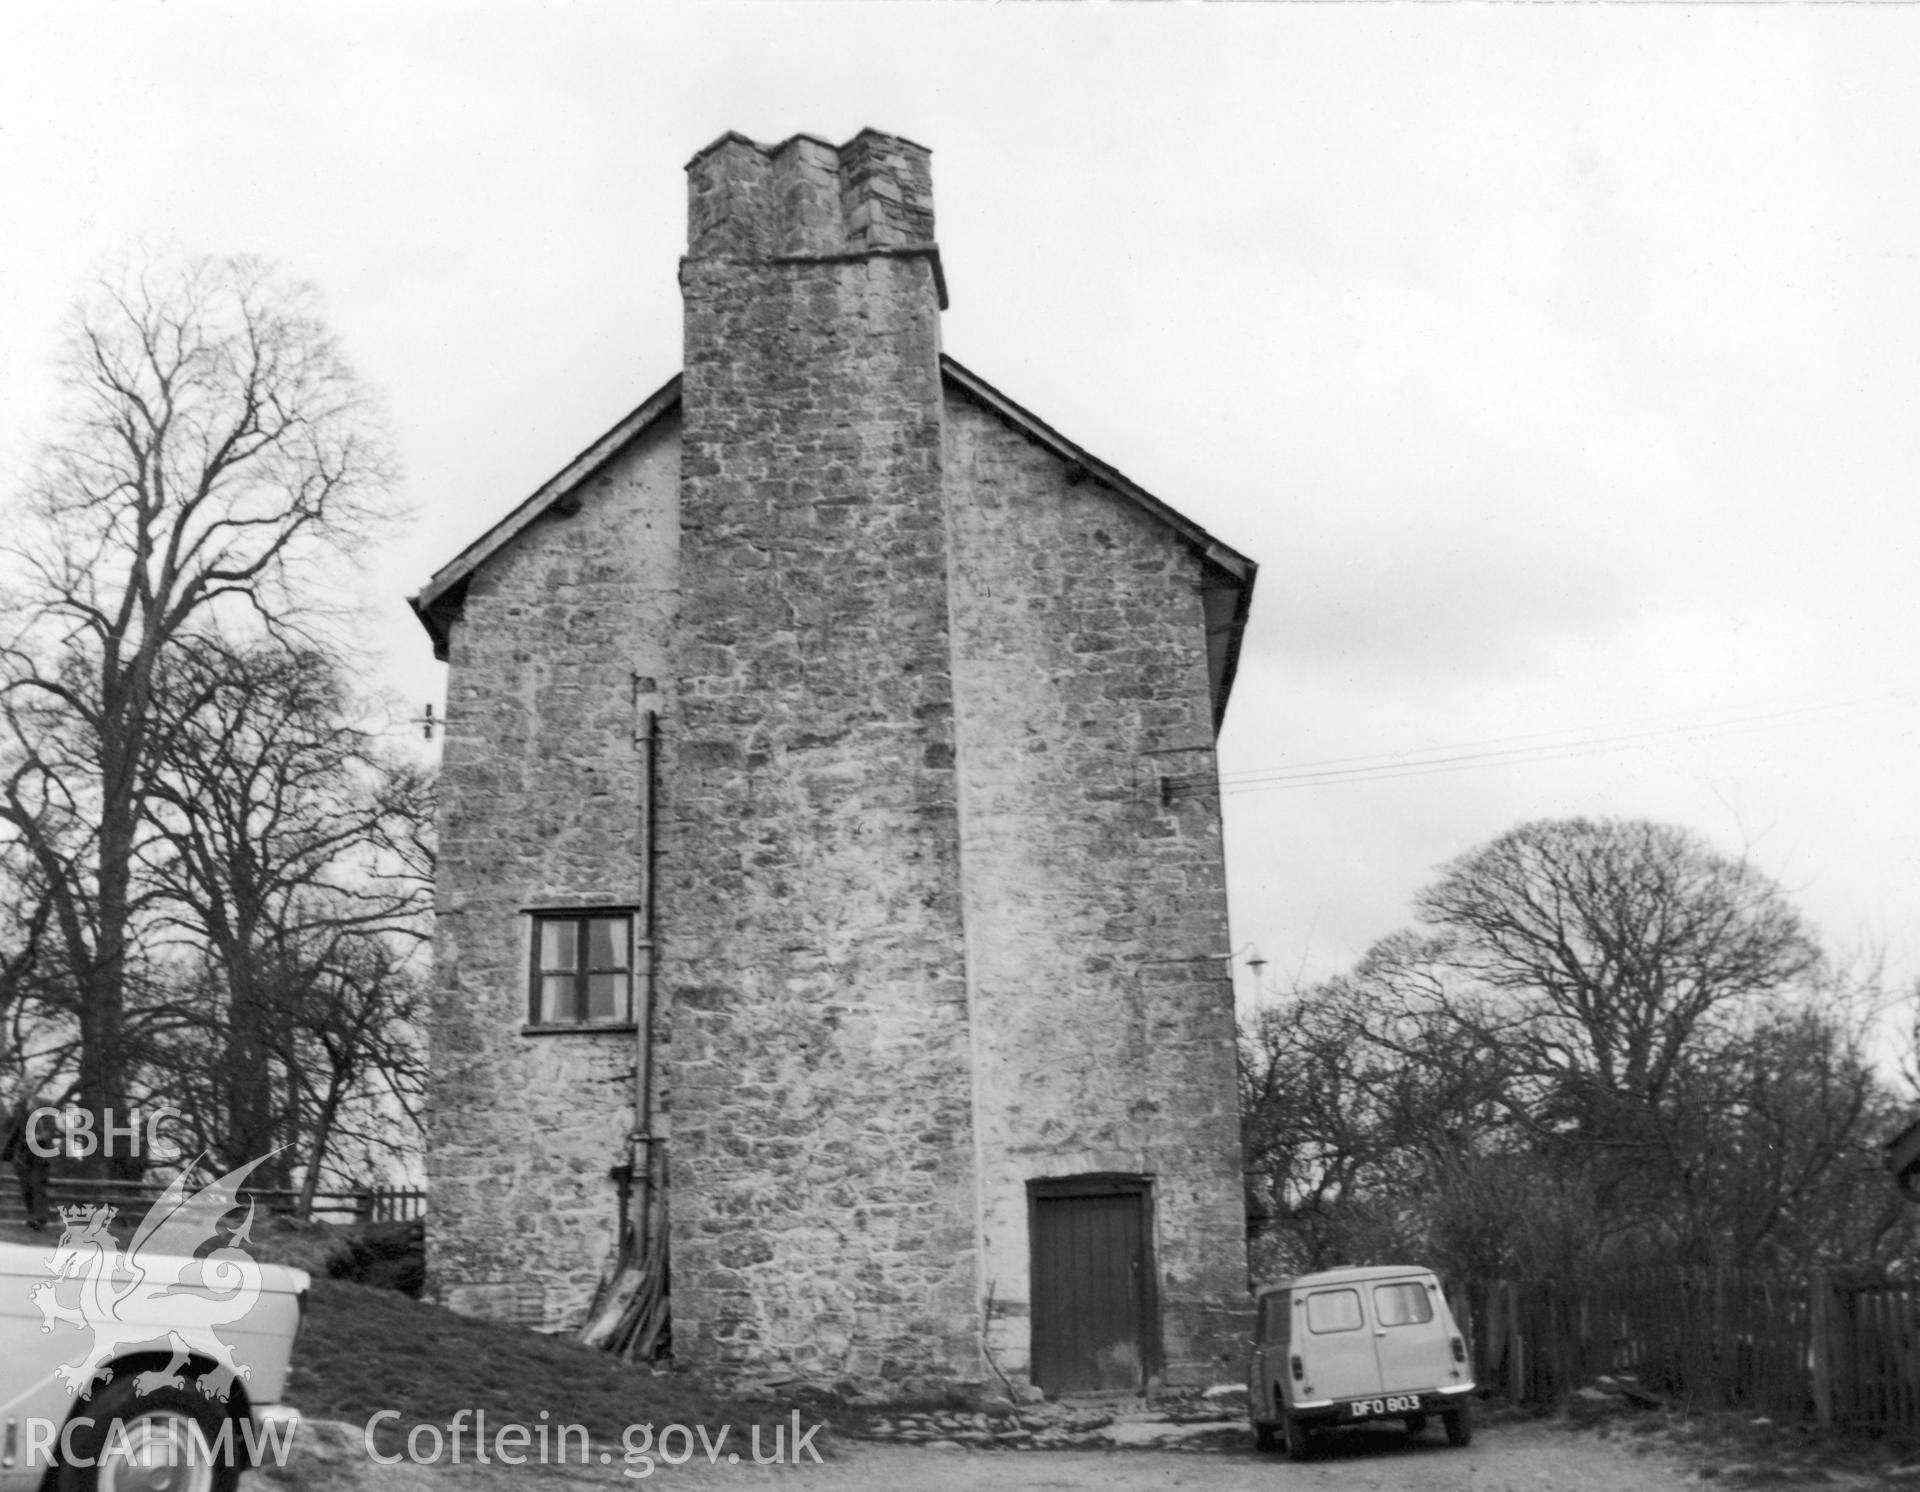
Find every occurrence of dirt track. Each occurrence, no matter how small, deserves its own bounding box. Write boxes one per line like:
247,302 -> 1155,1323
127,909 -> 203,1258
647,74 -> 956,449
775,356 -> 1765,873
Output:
270,1416 -> 1758,1490
724,1422 -> 1702,1489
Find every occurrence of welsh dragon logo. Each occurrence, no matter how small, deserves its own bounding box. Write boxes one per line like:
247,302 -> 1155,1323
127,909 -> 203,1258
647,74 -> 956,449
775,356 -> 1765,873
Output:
29,1154 -> 275,1402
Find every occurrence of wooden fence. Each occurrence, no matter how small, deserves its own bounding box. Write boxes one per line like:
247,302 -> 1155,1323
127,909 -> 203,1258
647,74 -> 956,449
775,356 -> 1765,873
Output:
1818,1274 -> 1920,1435
35,1176 -> 427,1225
1456,1268 -> 1920,1439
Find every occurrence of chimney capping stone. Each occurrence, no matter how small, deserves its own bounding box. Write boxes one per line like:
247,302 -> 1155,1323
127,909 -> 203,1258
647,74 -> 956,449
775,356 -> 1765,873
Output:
684,127 -> 943,303
683,127 -> 933,171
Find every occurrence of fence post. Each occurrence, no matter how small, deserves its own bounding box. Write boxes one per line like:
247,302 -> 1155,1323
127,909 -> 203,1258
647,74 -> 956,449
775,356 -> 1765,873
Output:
1478,1280 -> 1502,1395
1809,1268 -> 1832,1431
1505,1282 -> 1520,1405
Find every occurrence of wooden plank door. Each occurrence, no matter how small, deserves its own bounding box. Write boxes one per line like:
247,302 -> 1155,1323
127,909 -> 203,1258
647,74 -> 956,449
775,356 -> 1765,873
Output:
1031,1186 -> 1151,1394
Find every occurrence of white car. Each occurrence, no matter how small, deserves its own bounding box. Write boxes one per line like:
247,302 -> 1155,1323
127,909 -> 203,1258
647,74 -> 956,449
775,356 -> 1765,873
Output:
0,1212 -> 308,1492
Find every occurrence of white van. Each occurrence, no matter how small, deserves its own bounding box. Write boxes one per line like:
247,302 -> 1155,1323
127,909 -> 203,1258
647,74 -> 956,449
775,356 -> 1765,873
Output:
1248,1264 -> 1475,1460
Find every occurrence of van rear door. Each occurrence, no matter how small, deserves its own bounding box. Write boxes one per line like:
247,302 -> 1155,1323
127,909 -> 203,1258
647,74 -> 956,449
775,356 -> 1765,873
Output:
1298,1284 -> 1382,1400
1369,1275 -> 1454,1394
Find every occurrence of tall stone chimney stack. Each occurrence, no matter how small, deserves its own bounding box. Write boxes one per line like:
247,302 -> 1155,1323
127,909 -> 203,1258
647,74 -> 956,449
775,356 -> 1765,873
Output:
662,131 -> 980,1387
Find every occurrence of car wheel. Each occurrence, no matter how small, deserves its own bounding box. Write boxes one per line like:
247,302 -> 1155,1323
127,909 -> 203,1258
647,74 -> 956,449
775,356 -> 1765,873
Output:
1404,1411 -> 1428,1435
1443,1403 -> 1473,1447
1252,1419 -> 1281,1453
57,1377 -> 238,1492
1283,1411 -> 1315,1461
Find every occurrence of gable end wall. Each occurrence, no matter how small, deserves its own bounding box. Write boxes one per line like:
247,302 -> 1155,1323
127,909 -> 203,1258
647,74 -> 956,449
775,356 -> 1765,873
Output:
943,389 -> 1253,1387
425,416 -> 681,1329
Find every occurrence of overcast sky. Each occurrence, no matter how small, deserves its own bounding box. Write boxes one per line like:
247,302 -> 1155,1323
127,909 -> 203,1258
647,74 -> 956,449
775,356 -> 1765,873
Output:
4,3 -> 1916,1016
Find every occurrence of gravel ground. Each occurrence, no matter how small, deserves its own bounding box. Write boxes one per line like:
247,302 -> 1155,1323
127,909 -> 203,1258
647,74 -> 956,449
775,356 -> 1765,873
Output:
263,1415 -> 1749,1491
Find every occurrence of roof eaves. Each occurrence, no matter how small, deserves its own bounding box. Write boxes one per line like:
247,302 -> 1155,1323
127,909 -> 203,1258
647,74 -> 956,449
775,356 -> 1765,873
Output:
409,359 -> 1259,723
939,356 -> 1255,584
408,373 -> 683,640
939,355 -> 1258,727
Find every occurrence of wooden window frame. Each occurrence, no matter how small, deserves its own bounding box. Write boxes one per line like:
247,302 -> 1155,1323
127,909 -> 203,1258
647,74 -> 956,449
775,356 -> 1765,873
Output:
524,908 -> 638,1034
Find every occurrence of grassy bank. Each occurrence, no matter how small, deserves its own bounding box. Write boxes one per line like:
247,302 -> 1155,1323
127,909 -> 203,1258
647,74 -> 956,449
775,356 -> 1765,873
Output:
284,1277 -> 803,1456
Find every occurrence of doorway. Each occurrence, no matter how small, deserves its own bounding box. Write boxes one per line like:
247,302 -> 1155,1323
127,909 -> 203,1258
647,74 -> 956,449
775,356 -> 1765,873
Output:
1028,1175 -> 1158,1394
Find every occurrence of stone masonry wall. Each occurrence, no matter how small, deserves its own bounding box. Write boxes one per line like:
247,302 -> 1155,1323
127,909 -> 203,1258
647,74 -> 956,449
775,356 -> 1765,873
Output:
661,133 -> 982,1391
425,127 -> 1252,1393
943,390 -> 1252,1388
426,417 -> 680,1330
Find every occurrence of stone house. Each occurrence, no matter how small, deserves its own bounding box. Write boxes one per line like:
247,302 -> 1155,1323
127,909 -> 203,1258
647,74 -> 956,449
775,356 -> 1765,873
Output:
411,128 -> 1258,1397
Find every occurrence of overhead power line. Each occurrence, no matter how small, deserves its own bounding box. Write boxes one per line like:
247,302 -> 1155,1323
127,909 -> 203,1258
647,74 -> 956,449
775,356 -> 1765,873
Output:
1218,691 -> 1917,796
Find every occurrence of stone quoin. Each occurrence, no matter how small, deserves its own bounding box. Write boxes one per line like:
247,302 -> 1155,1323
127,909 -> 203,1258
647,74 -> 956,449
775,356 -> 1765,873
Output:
411,128 -> 1258,1399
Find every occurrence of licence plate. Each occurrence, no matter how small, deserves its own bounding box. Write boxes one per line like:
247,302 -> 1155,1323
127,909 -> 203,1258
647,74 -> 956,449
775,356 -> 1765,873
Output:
1348,1394 -> 1422,1418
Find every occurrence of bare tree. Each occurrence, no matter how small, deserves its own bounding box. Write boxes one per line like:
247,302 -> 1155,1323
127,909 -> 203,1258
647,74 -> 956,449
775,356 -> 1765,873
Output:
1412,818 -> 1822,1127
0,254 -> 396,1171
1661,978 -> 1905,1268
1241,818 -> 1911,1278
145,932 -> 425,1205
1240,971 -> 1513,1277
285,935 -> 427,1211
0,849 -> 65,1106
144,639 -> 430,1183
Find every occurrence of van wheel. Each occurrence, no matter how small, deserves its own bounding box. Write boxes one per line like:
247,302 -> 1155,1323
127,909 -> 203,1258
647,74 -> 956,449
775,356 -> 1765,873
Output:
1444,1404 -> 1473,1447
1253,1420 -> 1281,1453
1404,1412 -> 1428,1435
1283,1411 -> 1315,1461
58,1377 -> 238,1492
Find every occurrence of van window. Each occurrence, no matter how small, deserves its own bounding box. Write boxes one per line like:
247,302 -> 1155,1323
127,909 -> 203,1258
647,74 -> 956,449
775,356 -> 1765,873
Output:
1305,1288 -> 1363,1334
1374,1281 -> 1435,1327
1262,1292 -> 1291,1343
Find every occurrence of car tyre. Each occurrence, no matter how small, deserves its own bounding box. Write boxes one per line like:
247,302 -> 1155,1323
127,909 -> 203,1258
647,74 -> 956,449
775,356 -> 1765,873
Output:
57,1375 -> 239,1492
1283,1410 -> 1315,1461
1443,1403 -> 1473,1447
1404,1411 -> 1428,1435
1252,1419 -> 1281,1453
